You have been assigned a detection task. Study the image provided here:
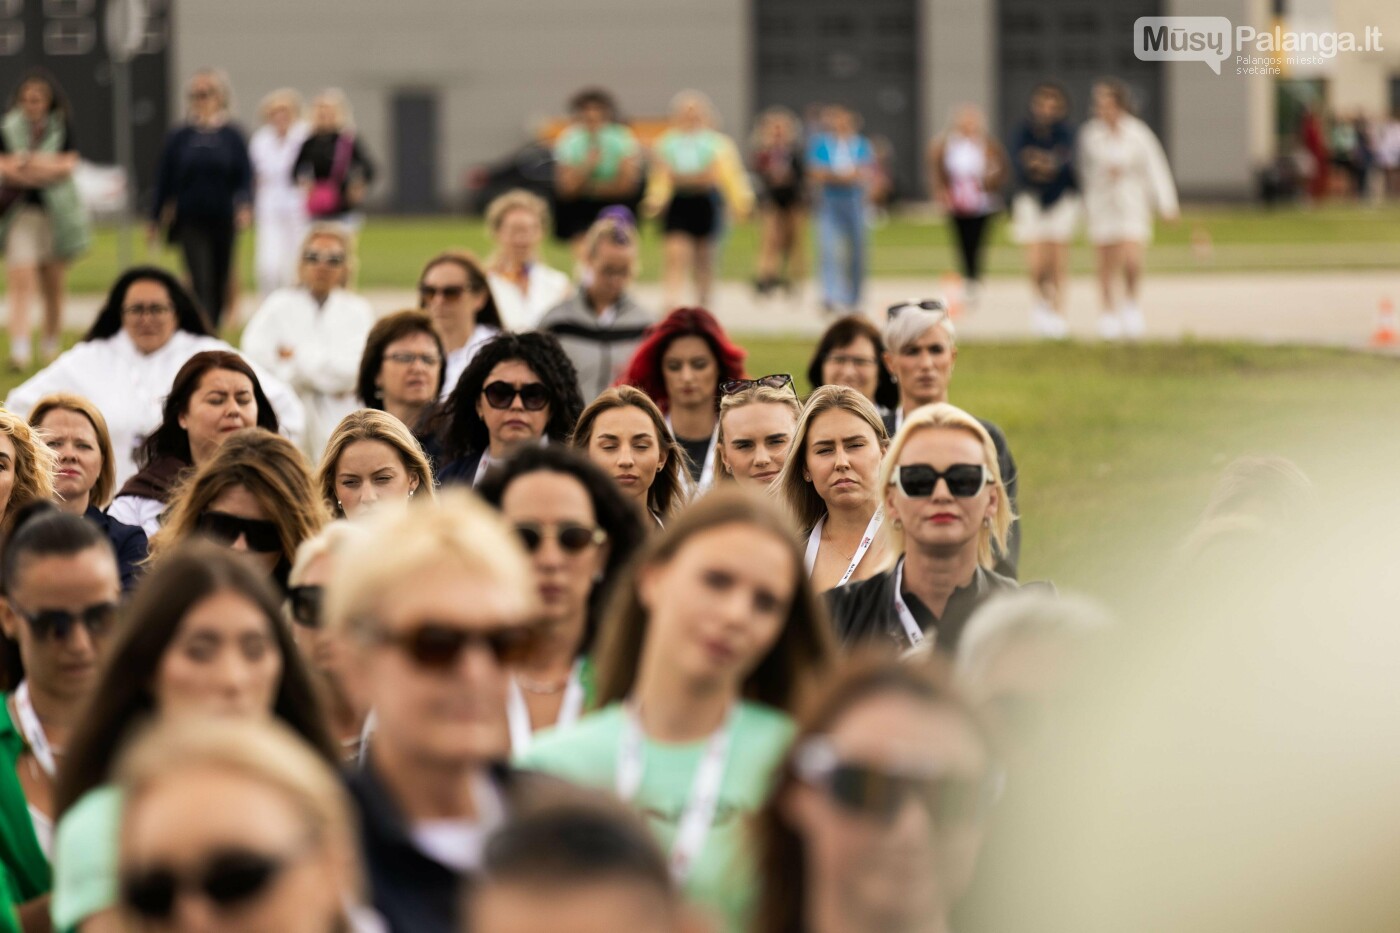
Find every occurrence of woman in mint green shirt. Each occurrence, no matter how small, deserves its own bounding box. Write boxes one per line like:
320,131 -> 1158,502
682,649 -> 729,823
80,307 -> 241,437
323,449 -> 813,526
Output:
520,488 -> 837,933
552,88 -> 642,249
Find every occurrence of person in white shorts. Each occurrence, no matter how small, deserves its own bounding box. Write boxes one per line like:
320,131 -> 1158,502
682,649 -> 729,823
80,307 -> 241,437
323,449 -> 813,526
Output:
1078,78 -> 1179,341
1009,83 -> 1079,338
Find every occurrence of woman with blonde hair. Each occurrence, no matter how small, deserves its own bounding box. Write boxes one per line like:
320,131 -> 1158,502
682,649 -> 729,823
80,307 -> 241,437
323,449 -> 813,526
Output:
150,428 -> 329,591
294,88 -> 376,225
572,386 -> 687,527
774,385 -> 890,593
0,410 -> 55,543
715,376 -> 800,490
316,409 -> 434,519
242,223 -> 374,458
484,189 -> 571,331
827,402 -> 1027,654
250,88 -> 309,294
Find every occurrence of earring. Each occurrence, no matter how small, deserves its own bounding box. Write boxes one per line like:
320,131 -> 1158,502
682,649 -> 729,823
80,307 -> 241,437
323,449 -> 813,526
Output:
409,488 -> 415,498
336,500 -> 344,510
890,374 -> 898,383
892,518 -> 903,529
983,516 -> 991,528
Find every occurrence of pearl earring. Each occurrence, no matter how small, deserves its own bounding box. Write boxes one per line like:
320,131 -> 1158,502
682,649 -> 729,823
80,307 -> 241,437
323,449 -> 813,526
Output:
409,488 -> 415,498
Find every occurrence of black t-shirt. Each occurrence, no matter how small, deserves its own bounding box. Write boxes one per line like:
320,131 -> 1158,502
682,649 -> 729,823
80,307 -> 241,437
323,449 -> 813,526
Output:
677,434 -> 712,483
0,116 -> 76,207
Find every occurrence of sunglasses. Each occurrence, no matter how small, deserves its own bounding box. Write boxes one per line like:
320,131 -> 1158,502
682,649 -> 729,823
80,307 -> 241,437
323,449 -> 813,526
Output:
795,739 -> 997,827
514,521 -> 608,554
720,373 -> 796,396
483,381 -> 550,411
196,512 -> 282,553
8,600 -> 117,642
122,303 -> 173,318
887,298 -> 947,321
301,251 -> 345,267
891,463 -> 990,499
287,585 -> 323,629
369,621 -> 539,669
418,284 -> 467,301
121,846 -> 301,921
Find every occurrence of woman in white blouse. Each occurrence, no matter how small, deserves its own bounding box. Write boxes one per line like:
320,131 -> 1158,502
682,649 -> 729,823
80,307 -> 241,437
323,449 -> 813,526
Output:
249,89 -> 310,296
4,266 -> 303,486
1078,79 -> 1179,341
241,224 -> 373,459
484,189 -> 570,332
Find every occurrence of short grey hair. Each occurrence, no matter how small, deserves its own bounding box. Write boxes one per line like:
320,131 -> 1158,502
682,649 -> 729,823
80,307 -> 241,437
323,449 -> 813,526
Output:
884,307 -> 957,354
954,590 -> 1113,690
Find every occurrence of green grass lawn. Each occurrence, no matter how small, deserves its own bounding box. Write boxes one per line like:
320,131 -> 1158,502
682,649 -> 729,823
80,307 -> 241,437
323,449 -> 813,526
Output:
57,200 -> 1400,295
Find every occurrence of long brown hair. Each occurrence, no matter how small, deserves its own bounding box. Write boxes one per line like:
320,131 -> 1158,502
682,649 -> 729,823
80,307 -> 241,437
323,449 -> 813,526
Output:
591,488 -> 835,713
571,386 -> 688,523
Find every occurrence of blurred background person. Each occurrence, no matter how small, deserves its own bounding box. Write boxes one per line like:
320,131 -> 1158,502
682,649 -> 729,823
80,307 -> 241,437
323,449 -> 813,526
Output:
316,410 -> 433,521
107,350 -> 283,537
5,267 -> 304,486
249,88 -> 310,296
28,395 -> 147,589
572,386 -> 688,529
484,190 -> 571,332
50,544 -> 335,933
753,656 -> 998,933
295,88 -> 375,226
521,491 -> 836,933
356,310 -> 446,433
807,105 -> 875,315
241,223 -> 373,457
418,251 -> 503,399
149,69 -> 252,329
0,413 -> 55,546
1009,83 -> 1079,339
540,214 -> 654,402
0,69 -> 88,371
618,307 -> 746,490
715,376 -> 799,490
750,106 -> 806,299
775,385 -> 890,592
552,88 -> 642,257
806,316 -> 899,415
1078,77 -> 1179,341
115,717 -> 375,933
477,446 -> 646,753
928,104 -> 1006,309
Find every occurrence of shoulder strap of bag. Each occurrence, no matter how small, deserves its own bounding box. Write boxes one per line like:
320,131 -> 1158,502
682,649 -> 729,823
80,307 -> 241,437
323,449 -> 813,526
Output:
330,132 -> 355,184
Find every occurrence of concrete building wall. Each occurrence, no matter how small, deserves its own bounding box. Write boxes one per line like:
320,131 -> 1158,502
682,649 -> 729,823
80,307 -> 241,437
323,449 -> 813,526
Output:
921,0 -> 996,157
1328,0 -> 1400,114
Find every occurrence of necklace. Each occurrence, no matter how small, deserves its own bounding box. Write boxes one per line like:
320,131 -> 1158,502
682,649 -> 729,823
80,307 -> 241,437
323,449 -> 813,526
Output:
516,673 -> 568,695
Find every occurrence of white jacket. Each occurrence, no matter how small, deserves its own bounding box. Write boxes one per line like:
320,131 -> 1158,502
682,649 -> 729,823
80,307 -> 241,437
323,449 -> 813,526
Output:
6,329 -> 306,486
241,287 -> 374,458
488,264 -> 571,332
250,121 -> 310,218
1078,114 -> 1178,245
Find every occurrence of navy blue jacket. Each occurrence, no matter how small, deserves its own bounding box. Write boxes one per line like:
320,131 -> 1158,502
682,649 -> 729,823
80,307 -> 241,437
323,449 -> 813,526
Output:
86,505 -> 148,592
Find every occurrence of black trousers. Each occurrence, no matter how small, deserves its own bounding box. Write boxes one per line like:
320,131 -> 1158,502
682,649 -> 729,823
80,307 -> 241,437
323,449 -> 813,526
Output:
178,219 -> 235,328
949,213 -> 992,282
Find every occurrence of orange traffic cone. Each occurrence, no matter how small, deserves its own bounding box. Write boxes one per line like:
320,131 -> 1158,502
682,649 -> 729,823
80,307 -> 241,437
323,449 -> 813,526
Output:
1369,297 -> 1398,348
940,272 -> 965,318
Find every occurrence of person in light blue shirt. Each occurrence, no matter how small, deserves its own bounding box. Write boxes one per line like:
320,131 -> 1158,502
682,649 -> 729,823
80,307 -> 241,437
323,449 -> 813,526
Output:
807,106 -> 875,314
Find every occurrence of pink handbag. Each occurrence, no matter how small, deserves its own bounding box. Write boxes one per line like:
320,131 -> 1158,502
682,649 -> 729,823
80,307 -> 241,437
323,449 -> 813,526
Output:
306,132 -> 354,216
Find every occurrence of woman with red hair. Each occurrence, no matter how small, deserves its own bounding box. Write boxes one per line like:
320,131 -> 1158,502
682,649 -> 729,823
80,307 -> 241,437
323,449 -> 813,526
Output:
617,306 -> 746,490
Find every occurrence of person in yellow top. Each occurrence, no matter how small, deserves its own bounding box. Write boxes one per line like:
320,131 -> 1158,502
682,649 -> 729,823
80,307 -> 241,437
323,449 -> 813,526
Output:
643,92 -> 753,310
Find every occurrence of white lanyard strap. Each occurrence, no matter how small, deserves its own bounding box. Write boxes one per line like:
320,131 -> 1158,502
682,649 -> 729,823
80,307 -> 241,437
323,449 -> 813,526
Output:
666,416 -> 720,495
472,451 -> 493,488
14,681 -> 56,778
617,702 -> 735,882
507,658 -> 586,754
805,508 -> 884,587
891,560 -> 928,649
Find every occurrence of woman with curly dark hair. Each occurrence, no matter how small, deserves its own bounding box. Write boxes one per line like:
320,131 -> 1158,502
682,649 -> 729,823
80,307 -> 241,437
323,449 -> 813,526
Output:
435,332 -> 584,487
617,306 -> 746,490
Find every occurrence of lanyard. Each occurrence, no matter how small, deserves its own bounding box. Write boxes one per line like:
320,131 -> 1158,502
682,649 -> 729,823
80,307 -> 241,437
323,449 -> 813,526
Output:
507,658 -> 587,755
617,702 -> 735,882
805,508 -> 884,588
665,416 -> 719,494
14,681 -> 57,778
472,451 -> 493,488
891,559 -> 928,649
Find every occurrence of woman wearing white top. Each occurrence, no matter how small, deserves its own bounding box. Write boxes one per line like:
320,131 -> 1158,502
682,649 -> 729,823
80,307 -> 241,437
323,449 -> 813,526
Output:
4,266 -> 303,486
484,190 -> 570,332
249,89 -> 310,296
927,104 -> 1008,307
774,385 -> 892,593
242,224 -> 373,459
1078,79 -> 1179,341
418,250 -> 503,399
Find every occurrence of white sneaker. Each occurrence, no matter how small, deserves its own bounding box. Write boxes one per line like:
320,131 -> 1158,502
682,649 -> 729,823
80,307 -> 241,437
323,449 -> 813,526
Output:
1047,310 -> 1070,339
1120,303 -> 1146,339
1030,304 -> 1061,338
1097,312 -> 1123,341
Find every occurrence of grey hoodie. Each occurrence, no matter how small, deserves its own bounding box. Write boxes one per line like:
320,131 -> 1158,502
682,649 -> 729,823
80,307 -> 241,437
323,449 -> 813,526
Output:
539,287 -> 655,401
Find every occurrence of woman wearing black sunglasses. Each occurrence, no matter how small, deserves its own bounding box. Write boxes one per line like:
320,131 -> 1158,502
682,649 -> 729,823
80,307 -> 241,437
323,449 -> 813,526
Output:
149,428 -> 329,592
0,505 -> 120,930
753,655 -> 997,933
477,446 -> 645,754
418,250 -> 503,399
50,542 -> 336,933
434,333 -> 584,488
828,403 -> 1026,655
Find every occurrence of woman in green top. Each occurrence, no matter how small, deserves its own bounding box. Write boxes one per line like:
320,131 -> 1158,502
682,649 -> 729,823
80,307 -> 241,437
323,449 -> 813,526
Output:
476,445 -> 646,754
0,506 -> 120,931
648,91 -> 725,309
519,488 -> 837,933
552,88 -> 642,255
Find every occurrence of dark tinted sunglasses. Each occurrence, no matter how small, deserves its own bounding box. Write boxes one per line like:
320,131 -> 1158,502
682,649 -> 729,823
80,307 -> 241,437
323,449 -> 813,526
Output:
887,298 -> 947,321
370,621 -> 539,669
8,600 -> 117,641
796,740 -> 997,827
419,284 -> 467,301
287,585 -> 323,629
483,381 -> 550,411
514,521 -> 608,554
121,847 -> 298,920
720,373 -> 796,396
196,511 -> 282,553
892,463 -> 990,499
